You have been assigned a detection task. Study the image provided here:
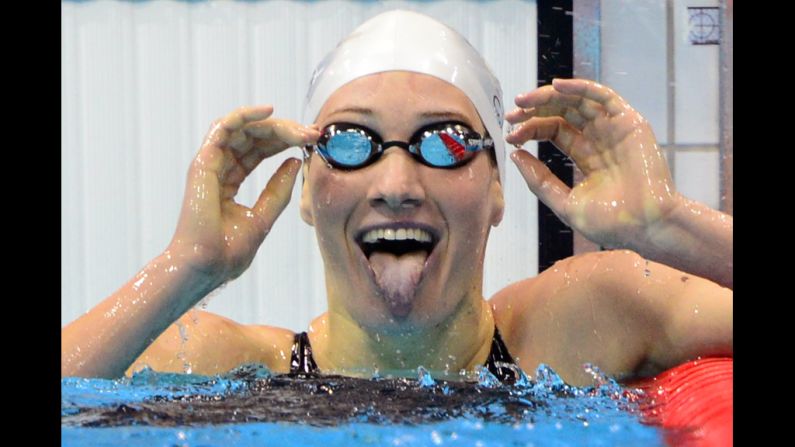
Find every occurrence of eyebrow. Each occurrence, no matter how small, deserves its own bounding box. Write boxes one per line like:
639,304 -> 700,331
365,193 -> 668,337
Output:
325,106 -> 475,127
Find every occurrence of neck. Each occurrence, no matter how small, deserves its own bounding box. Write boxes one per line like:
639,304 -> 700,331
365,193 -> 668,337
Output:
310,296 -> 495,380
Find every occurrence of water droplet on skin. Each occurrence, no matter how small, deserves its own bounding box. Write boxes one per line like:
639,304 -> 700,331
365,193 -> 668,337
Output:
177,322 -> 189,343
132,275 -> 146,291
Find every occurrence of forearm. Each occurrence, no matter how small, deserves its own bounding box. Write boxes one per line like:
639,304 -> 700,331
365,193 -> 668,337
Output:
61,251 -> 223,379
633,196 -> 732,289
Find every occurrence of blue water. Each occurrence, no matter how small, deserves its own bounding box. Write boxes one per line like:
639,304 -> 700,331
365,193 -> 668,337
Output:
62,365 -> 666,447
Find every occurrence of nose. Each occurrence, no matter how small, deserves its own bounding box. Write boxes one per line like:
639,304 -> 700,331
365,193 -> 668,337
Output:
366,148 -> 426,213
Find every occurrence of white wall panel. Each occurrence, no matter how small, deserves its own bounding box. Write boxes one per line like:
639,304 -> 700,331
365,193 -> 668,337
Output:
675,150 -> 720,210
601,0 -> 668,144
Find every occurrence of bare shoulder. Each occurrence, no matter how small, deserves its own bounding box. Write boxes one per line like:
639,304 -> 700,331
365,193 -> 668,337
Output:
491,250 -> 644,331
490,250 -> 729,385
126,310 -> 295,377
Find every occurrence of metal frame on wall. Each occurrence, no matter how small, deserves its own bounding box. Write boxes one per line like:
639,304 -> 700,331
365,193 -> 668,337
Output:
719,0 -> 732,215
537,0 -> 575,272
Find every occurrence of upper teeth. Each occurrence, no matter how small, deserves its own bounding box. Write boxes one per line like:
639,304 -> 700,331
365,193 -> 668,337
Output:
362,228 -> 433,244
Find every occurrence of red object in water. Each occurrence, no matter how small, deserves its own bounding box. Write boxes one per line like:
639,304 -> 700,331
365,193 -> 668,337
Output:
630,357 -> 733,447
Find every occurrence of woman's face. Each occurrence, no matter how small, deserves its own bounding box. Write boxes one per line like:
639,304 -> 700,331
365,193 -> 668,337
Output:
301,71 -> 504,333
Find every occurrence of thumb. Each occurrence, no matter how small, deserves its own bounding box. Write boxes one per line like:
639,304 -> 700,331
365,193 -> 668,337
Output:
252,158 -> 302,236
510,149 -> 571,224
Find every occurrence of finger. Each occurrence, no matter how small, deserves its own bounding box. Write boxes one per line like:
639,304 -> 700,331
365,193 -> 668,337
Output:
252,158 -> 303,234
515,87 -> 605,128
220,131 -> 310,200
203,105 -> 275,161
203,120 -> 228,148
220,105 -> 275,132
244,118 -> 320,151
227,128 -> 253,155
192,121 -> 230,180
510,150 -> 571,225
506,117 -> 605,173
242,138 -> 297,172
505,107 -> 536,124
551,78 -> 630,117
563,108 -> 588,130
515,85 -> 584,111
187,107 -> 279,205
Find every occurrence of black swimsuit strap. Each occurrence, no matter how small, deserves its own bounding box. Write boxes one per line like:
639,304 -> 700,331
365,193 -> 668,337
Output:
290,331 -> 319,375
289,326 -> 518,382
484,326 -> 519,384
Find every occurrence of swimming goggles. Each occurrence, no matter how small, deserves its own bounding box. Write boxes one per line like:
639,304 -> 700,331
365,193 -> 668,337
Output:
303,121 -> 494,170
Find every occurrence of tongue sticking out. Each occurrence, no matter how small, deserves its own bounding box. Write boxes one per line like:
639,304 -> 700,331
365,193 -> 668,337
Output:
369,250 -> 428,317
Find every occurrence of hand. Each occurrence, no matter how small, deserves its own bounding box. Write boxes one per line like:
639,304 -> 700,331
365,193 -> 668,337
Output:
505,78 -> 679,250
168,105 -> 320,284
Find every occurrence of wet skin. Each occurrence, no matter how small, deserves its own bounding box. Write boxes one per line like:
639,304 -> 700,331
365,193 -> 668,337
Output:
297,72 -> 506,375
63,73 -> 731,386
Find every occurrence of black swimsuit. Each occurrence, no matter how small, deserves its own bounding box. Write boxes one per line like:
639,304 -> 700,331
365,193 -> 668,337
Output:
290,327 -> 519,383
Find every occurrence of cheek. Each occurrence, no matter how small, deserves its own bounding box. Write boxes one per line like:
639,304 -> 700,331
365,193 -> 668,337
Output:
433,168 -> 493,224
309,167 -> 360,228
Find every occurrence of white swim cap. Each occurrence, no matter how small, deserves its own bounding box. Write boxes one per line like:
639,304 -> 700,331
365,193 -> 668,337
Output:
302,10 -> 506,182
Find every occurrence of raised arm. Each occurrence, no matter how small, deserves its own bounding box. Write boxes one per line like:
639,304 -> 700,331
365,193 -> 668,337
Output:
61,105 -> 320,378
505,79 -> 732,288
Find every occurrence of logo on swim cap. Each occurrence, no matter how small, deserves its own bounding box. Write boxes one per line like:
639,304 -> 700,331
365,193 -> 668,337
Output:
492,95 -> 504,127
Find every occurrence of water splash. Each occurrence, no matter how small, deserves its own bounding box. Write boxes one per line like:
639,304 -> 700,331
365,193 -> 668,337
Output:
174,322 -> 192,374
533,363 -> 566,394
63,363 -> 662,446
583,363 -> 623,398
416,366 -> 436,388
474,365 -> 501,388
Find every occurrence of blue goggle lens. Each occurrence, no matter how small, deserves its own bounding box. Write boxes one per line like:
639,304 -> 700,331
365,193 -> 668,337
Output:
321,131 -> 372,167
419,132 -> 472,167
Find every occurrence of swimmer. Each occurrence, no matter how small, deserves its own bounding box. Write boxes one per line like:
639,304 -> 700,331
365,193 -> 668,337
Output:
62,10 -> 732,386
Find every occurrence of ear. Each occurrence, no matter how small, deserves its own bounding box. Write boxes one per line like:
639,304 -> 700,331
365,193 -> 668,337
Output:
299,161 -> 315,226
489,168 -> 504,227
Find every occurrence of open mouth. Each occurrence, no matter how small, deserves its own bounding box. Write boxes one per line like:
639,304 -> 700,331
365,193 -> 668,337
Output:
355,225 -> 440,317
357,226 -> 438,259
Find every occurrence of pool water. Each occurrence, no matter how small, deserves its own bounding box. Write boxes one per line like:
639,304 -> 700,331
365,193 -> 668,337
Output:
62,364 -> 667,446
